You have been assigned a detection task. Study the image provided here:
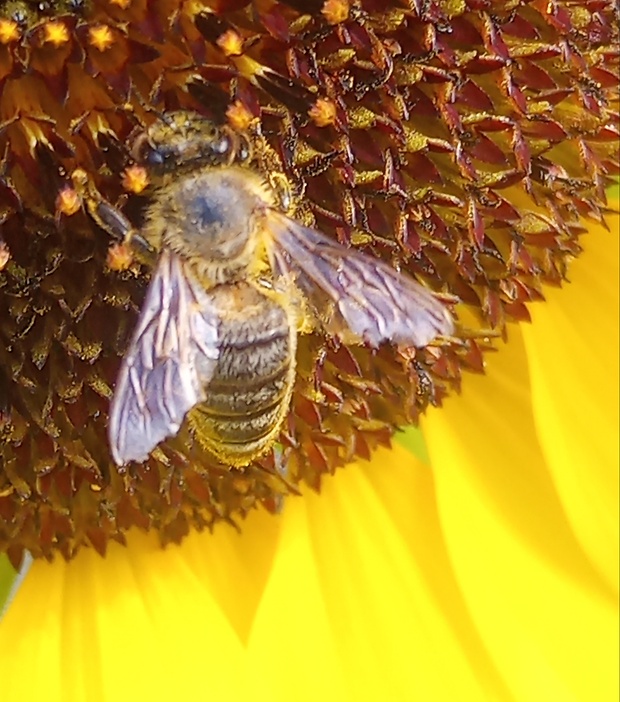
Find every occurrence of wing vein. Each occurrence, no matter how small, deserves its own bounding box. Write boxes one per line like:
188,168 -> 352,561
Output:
108,249 -> 220,466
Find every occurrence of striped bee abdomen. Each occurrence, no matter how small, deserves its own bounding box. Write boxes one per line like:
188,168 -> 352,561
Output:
191,282 -> 296,465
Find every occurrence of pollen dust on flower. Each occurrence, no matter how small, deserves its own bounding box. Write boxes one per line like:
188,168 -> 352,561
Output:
106,242 -> 133,271
42,20 -> 70,46
216,29 -> 244,56
322,0 -> 350,25
122,165 -> 149,194
0,19 -> 19,44
309,97 -> 337,127
226,100 -> 254,131
89,25 -> 115,52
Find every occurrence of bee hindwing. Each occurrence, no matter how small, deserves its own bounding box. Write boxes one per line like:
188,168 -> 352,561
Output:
108,249 -> 220,465
266,212 -> 454,348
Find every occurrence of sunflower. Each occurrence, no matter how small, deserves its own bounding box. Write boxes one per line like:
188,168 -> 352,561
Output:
0,208 -> 617,700
0,0 -> 618,558
0,0 -> 618,699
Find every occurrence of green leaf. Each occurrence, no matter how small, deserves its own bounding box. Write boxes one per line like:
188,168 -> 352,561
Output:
0,555 -> 18,616
0,552 -> 32,620
394,425 -> 430,464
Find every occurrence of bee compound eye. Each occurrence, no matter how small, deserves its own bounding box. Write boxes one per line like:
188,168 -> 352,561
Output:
132,133 -> 167,168
236,140 -> 250,162
12,8 -> 28,25
212,135 -> 229,155
144,146 -> 166,166
131,133 -> 150,164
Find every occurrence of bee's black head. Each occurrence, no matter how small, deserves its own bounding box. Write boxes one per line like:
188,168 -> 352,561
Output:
131,111 -> 251,174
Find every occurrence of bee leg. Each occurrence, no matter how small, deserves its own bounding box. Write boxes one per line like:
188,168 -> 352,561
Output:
0,366 -> 11,427
70,169 -> 156,265
125,83 -> 169,125
94,200 -> 156,266
0,236 -> 10,272
271,444 -> 288,514
268,172 -> 295,214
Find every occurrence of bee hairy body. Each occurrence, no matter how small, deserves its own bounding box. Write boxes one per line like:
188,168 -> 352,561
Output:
137,164 -> 296,465
189,282 -> 297,466
105,111 -> 454,468
143,166 -> 274,285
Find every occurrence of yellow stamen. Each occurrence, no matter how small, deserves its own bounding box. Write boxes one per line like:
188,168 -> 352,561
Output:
106,242 -> 134,271
0,19 -> 20,44
55,186 -> 81,217
217,29 -> 244,57
43,21 -> 70,47
226,100 -> 254,131
122,165 -> 149,194
89,25 -> 115,52
322,0 -> 350,24
309,97 -> 337,127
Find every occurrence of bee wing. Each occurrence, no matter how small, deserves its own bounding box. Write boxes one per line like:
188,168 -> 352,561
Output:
266,212 -> 454,348
108,249 -> 220,466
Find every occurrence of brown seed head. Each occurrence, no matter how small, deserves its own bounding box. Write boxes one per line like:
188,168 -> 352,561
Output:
0,0 -> 617,561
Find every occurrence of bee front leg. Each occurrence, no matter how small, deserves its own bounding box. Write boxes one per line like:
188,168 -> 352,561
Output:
69,169 -> 156,266
268,172 -> 295,214
271,445 -> 288,514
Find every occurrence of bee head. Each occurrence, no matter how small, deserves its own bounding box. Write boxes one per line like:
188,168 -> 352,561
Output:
131,111 -> 251,174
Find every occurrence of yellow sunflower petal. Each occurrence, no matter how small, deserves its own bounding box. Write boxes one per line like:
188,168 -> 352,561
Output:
0,508 -> 283,701
248,449 -> 511,700
1,445 -> 509,701
521,211 -> 619,593
1,204 -> 617,701
422,327 -> 618,702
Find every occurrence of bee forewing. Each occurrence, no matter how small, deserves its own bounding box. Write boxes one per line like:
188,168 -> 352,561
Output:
266,212 -> 454,348
108,249 -> 220,466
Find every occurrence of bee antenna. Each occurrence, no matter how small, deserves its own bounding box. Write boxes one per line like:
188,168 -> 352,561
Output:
126,85 -> 170,126
159,112 -> 176,127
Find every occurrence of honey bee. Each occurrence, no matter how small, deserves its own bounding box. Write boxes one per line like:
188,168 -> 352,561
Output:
101,111 -> 454,467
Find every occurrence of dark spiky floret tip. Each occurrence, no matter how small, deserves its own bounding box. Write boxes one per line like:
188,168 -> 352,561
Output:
0,0 -> 618,560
